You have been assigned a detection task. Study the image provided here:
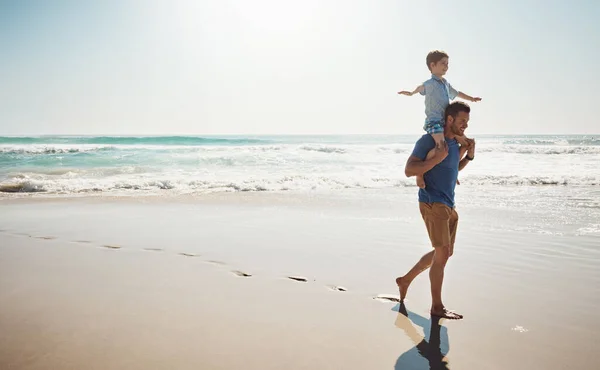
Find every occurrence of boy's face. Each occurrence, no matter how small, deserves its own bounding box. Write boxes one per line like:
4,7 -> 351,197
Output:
430,57 -> 449,76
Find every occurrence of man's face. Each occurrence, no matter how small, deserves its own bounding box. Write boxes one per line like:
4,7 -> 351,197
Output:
448,111 -> 469,136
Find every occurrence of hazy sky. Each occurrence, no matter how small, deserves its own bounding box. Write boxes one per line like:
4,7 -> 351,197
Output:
1,0 -> 599,135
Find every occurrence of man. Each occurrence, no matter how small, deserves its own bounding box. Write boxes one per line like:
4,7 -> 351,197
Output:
396,101 -> 475,320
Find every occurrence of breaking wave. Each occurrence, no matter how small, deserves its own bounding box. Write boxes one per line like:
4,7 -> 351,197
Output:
1,173 -> 598,195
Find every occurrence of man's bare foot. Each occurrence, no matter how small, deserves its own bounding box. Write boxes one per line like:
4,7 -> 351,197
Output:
456,179 -> 460,185
431,306 -> 463,320
416,176 -> 426,189
395,277 -> 410,301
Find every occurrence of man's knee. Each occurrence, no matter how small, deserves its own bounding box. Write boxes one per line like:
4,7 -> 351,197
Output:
434,246 -> 451,262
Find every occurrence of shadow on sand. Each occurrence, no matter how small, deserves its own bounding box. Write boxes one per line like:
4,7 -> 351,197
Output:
393,302 -> 450,370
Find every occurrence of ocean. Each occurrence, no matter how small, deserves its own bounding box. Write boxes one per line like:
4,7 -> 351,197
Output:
2,134 -> 599,194
1,134 -> 599,237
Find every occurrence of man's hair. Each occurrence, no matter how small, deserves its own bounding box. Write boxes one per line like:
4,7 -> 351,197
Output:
445,101 -> 470,121
426,50 -> 449,71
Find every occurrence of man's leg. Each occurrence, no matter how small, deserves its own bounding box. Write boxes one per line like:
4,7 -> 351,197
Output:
396,202 -> 439,300
396,203 -> 462,319
448,207 -> 459,258
431,206 -> 461,319
429,245 -> 450,313
430,250 -> 462,319
396,250 -> 434,301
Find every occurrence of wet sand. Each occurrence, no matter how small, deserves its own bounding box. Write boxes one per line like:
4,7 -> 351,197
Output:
1,193 -> 599,369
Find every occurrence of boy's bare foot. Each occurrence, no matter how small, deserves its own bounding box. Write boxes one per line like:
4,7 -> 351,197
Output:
431,306 -> 463,320
416,176 -> 426,189
395,277 -> 410,301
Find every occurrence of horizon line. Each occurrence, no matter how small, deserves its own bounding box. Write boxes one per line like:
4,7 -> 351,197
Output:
1,133 -> 598,137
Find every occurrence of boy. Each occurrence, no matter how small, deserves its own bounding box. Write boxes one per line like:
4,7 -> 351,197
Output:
398,50 -> 481,188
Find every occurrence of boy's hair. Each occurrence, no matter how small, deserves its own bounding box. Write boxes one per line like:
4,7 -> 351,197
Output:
426,50 -> 449,71
445,101 -> 470,121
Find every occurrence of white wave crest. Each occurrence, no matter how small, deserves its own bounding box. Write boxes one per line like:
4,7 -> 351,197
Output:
462,175 -> 599,186
2,172 -> 598,196
576,224 -> 600,236
299,145 -> 347,154
0,144 -> 117,154
479,145 -> 600,155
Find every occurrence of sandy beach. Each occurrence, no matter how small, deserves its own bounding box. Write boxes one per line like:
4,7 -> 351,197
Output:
2,0 -> 599,367
1,191 -> 599,370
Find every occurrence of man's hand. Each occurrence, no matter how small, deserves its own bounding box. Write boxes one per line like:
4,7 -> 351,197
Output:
466,138 -> 476,157
471,97 -> 482,102
398,91 -> 413,96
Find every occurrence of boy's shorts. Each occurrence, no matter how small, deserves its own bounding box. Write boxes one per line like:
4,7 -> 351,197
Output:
423,121 -> 444,135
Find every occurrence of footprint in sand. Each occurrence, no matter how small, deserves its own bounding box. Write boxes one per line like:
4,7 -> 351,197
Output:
287,276 -> 309,283
144,248 -> 164,252
205,260 -> 226,265
102,245 -> 122,250
327,285 -> 347,292
179,252 -> 199,257
73,240 -> 92,244
34,236 -> 56,240
232,270 -> 252,277
373,294 -> 401,303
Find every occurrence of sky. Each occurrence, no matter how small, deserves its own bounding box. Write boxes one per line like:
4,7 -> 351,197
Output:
0,0 -> 599,135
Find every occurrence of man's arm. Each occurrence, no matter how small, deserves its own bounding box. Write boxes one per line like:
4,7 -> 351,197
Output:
458,139 -> 475,171
458,156 -> 470,171
405,143 -> 448,177
398,85 -> 425,96
457,91 -> 482,102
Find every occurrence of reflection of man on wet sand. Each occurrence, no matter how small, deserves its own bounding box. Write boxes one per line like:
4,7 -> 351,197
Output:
394,302 -> 450,370
396,102 -> 475,320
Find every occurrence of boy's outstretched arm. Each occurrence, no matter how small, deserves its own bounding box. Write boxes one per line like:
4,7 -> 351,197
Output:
457,91 -> 482,102
398,85 -> 424,96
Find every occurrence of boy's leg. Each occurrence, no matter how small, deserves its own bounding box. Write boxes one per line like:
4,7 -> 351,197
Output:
431,132 -> 445,148
416,132 -> 444,188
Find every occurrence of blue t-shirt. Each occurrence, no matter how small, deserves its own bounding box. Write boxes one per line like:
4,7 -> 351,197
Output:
411,134 -> 460,208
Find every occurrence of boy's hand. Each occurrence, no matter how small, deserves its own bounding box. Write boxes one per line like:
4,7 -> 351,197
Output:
398,91 -> 413,96
471,97 -> 482,102
466,138 -> 476,157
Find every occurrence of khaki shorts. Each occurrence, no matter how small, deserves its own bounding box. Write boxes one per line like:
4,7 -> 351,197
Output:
419,202 -> 459,248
